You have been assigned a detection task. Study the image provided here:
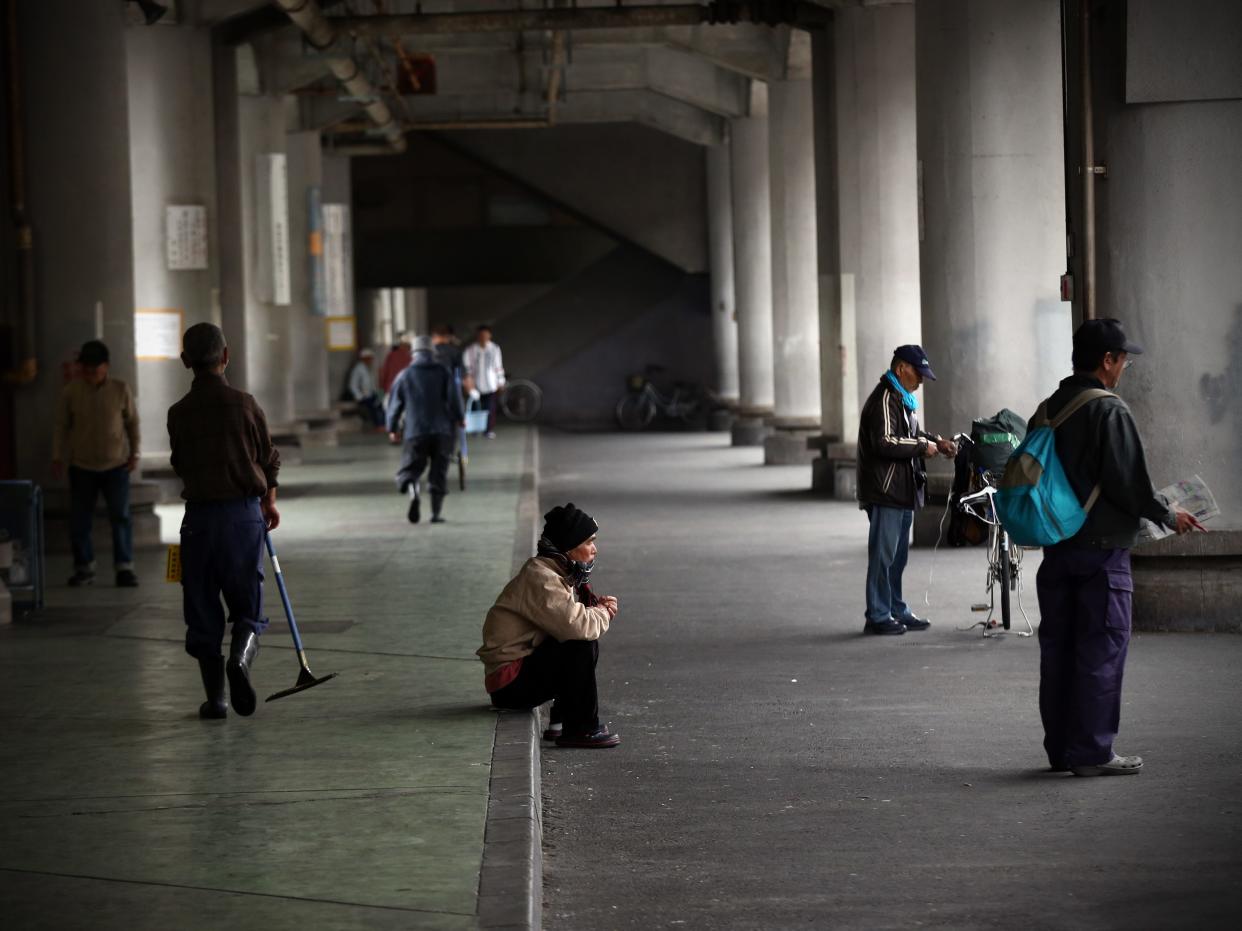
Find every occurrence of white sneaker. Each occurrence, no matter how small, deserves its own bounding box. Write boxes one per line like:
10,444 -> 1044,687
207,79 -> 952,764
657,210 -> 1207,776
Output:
1071,753 -> 1143,777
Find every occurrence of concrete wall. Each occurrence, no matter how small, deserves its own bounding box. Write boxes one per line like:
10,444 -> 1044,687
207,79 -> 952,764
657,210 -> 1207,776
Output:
1095,1 -> 1242,524
443,124 -> 708,273
15,1 -> 135,481
126,22 -> 219,458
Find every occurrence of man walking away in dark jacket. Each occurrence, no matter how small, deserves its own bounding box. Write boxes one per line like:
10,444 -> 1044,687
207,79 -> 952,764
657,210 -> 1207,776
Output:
387,335 -> 465,524
856,345 -> 957,636
1036,319 -> 1203,777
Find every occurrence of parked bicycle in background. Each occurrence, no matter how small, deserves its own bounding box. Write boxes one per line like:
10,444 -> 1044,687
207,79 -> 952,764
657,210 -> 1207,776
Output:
616,366 -> 704,431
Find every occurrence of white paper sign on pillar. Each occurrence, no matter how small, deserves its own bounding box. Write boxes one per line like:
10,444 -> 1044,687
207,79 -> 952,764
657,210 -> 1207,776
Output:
322,203 -> 353,316
165,206 -> 208,270
255,153 -> 291,306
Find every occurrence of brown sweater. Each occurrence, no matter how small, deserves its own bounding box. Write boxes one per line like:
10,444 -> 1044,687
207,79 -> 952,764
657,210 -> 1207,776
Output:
477,556 -> 612,679
53,377 -> 140,471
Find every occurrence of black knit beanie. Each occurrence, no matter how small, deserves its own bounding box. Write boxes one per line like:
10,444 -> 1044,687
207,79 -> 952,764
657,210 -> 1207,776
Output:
542,502 -> 598,553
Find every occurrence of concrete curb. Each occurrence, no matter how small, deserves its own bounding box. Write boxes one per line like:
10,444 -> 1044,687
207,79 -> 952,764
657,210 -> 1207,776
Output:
478,426 -> 543,930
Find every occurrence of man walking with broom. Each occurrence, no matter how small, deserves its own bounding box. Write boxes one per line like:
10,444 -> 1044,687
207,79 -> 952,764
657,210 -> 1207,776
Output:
168,323 -> 281,719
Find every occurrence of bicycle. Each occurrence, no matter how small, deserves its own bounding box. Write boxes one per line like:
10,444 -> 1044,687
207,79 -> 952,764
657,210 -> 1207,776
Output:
615,367 -> 703,431
952,433 -> 1033,638
500,378 -> 543,423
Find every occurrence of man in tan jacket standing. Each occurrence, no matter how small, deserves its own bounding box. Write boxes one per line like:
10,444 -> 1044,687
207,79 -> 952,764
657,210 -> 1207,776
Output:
479,503 -> 621,748
52,340 -> 141,587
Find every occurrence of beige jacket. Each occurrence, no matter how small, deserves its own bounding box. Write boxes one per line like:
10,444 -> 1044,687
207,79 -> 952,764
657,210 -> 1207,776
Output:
53,377 -> 140,471
477,556 -> 611,677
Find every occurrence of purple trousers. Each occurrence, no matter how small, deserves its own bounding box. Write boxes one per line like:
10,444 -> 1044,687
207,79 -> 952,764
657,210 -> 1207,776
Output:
1035,545 -> 1134,768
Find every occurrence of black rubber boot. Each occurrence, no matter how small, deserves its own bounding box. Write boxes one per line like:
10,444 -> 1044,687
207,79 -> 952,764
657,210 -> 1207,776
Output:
226,630 -> 260,717
197,656 -> 227,719
408,485 -> 421,524
430,494 -> 446,524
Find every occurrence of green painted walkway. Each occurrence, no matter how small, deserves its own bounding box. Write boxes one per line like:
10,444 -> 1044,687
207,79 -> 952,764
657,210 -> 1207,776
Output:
0,429 -> 534,930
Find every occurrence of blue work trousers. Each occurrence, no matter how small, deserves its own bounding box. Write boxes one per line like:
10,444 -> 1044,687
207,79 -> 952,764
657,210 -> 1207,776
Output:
864,505 -> 913,623
69,465 -> 133,571
1036,545 -> 1132,768
180,498 -> 269,660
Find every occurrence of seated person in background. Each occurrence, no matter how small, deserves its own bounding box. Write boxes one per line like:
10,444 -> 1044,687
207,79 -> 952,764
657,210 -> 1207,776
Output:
478,503 -> 621,748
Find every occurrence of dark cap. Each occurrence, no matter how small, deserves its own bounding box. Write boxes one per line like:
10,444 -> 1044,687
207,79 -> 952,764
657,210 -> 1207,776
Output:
1073,318 -> 1144,358
542,502 -> 598,553
893,344 -> 936,381
78,340 -> 109,366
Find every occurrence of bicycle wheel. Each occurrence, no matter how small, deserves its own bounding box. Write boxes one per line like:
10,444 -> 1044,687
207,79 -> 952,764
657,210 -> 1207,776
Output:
501,379 -> 542,423
616,392 -> 657,430
999,532 -> 1012,630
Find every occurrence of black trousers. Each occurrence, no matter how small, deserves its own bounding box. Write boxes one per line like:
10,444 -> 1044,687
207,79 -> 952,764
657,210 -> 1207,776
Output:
396,433 -> 453,498
490,638 -> 600,734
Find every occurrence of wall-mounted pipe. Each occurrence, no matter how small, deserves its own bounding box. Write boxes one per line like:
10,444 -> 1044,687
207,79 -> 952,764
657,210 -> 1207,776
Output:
329,2 -> 830,38
272,0 -> 406,152
3,0 -> 36,385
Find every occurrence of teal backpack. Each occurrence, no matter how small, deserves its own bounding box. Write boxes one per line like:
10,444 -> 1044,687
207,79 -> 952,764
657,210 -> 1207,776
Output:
994,389 -> 1114,546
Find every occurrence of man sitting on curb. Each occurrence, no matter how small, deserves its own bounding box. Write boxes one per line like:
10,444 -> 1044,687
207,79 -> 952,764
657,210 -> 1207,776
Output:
478,503 -> 621,748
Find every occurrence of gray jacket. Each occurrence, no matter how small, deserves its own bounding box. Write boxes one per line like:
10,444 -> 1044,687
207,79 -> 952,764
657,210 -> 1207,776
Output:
1038,374 -> 1176,549
386,352 -> 465,439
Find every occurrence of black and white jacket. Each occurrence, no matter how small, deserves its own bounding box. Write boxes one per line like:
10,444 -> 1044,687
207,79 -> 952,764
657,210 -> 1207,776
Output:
856,376 -> 941,510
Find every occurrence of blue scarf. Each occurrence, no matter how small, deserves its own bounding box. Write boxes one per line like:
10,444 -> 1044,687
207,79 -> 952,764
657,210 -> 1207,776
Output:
884,371 -> 919,411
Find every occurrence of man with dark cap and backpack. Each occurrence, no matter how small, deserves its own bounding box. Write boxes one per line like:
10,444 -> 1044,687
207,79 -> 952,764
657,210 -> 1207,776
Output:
478,503 -> 621,748
1031,319 -> 1202,777
167,323 -> 281,720
856,345 -> 958,635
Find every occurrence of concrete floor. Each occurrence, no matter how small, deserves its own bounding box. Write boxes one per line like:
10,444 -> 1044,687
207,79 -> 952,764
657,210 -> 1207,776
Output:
538,431 -> 1242,930
0,430 -> 531,930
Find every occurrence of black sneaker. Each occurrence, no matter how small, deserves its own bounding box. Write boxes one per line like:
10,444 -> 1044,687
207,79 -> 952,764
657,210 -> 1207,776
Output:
555,726 -> 621,749
67,570 -> 95,587
116,570 -> 139,588
863,619 -> 906,636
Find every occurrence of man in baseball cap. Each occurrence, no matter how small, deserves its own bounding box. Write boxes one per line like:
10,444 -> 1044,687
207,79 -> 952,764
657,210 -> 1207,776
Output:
855,344 -> 956,635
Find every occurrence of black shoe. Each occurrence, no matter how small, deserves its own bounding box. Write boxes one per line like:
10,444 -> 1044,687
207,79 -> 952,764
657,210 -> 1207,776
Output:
67,570 -> 95,587
863,619 -> 907,636
894,613 -> 930,631
408,492 -> 421,524
116,569 -> 139,588
555,726 -> 621,749
226,630 -> 260,717
197,656 -> 227,719
430,495 -> 445,523
430,515 -> 446,524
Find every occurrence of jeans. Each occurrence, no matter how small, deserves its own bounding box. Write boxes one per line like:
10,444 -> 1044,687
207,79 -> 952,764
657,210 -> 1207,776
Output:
1036,545 -> 1132,768
358,394 -> 385,427
180,497 -> 269,660
69,465 -> 133,571
864,505 -> 913,623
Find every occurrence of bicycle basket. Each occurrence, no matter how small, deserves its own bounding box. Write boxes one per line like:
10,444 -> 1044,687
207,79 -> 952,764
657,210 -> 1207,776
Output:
969,408 -> 1027,475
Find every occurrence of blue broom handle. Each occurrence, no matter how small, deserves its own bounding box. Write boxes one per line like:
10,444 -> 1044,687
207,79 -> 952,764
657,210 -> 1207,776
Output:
264,532 -> 305,654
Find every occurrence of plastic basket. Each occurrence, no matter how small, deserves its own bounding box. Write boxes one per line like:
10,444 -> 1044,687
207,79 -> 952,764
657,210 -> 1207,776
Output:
465,399 -> 490,435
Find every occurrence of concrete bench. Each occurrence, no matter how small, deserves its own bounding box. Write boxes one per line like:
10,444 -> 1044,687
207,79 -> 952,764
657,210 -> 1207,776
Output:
1131,529 -> 1242,632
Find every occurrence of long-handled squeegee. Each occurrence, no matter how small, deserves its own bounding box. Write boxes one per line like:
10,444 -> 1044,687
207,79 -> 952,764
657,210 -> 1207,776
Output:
264,532 -> 338,702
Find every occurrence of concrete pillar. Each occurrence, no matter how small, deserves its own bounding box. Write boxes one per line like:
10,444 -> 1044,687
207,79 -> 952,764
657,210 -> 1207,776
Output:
915,0 -> 1070,443
706,143 -> 739,420
811,4 -> 923,495
13,1 -> 135,482
729,99 -> 775,447
404,288 -> 430,336
285,131 -> 332,419
764,79 -> 822,465
322,154 -> 356,399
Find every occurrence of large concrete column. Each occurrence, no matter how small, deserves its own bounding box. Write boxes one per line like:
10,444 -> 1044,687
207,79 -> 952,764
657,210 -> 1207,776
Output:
13,1 -> 135,482
764,79 -> 822,465
811,3 -> 923,495
286,131 -> 331,418
916,0 -> 1070,442
214,46 -> 295,428
729,94 -> 775,447
706,143 -> 739,417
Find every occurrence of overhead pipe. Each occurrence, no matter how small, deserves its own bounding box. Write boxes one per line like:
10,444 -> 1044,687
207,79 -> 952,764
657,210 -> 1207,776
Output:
3,0 -> 36,385
329,2 -> 831,38
271,0 -> 406,152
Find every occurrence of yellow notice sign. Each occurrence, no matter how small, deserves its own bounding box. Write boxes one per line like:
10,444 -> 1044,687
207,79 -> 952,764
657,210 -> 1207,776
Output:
165,544 -> 182,583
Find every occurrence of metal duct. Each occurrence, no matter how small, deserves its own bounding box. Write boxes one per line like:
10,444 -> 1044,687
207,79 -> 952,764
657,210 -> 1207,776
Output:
271,0 -> 406,152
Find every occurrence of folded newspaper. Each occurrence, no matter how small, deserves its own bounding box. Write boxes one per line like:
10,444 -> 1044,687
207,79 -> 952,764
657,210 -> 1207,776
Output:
1137,474 -> 1220,543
